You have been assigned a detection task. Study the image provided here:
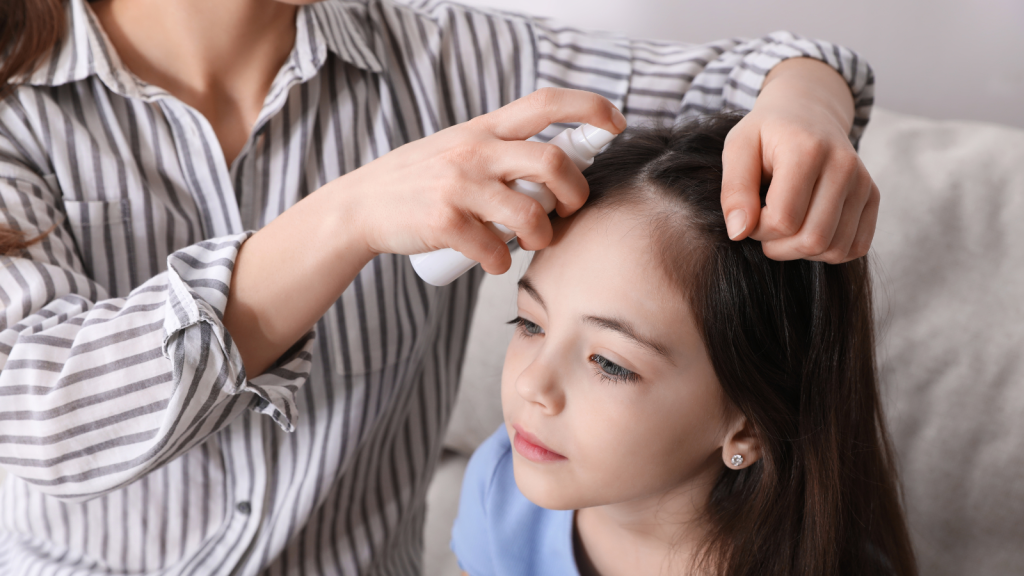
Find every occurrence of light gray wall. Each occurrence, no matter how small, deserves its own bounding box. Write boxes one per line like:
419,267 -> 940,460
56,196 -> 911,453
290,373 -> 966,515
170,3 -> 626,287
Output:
462,0 -> 1024,129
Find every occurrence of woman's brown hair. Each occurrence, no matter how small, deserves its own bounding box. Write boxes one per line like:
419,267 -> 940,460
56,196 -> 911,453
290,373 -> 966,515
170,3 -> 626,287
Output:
0,0 -> 68,254
582,115 -> 917,575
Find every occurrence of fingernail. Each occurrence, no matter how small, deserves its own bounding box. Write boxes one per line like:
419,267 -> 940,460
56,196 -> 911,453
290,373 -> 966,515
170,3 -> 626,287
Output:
611,107 -> 627,132
726,210 -> 746,240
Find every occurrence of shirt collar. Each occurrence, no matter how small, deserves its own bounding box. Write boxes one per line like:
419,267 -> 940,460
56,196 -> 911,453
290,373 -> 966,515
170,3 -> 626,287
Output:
21,0 -> 383,95
308,1 -> 384,75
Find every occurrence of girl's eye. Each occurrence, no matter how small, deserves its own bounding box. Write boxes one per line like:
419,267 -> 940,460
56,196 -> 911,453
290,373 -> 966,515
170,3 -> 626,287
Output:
590,354 -> 640,384
508,316 -> 544,337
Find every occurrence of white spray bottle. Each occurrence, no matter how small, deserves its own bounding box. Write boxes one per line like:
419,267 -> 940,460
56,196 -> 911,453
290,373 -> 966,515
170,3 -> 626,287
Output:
410,124 -> 618,286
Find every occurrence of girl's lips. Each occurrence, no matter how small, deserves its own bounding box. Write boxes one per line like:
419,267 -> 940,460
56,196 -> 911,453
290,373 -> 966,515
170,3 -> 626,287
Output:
512,425 -> 567,462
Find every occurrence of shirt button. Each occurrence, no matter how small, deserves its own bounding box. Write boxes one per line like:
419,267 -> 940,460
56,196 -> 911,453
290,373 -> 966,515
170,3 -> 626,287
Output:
236,501 -> 251,515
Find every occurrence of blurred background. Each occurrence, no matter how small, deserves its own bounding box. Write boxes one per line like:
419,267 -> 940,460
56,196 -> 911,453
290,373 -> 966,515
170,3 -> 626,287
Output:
462,0 -> 1024,129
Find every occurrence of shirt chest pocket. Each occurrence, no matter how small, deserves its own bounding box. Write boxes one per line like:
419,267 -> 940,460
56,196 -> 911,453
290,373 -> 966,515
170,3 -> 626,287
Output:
62,198 -> 138,298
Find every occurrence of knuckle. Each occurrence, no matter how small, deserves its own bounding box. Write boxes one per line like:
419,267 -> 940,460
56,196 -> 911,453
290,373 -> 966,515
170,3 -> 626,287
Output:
869,184 -> 881,206
848,240 -> 870,260
722,118 -> 753,148
433,171 -> 467,204
538,144 -> 567,174
505,198 -> 546,235
794,134 -> 828,159
851,180 -> 872,205
530,87 -> 561,111
444,142 -> 482,168
760,241 -> 790,262
465,113 -> 490,132
481,242 -> 510,273
833,151 -> 861,180
561,187 -> 588,213
521,219 -> 554,250
765,210 -> 801,237
434,206 -> 468,236
583,91 -> 609,115
520,200 -> 548,228
720,186 -> 758,209
796,230 -> 831,255
819,248 -> 847,264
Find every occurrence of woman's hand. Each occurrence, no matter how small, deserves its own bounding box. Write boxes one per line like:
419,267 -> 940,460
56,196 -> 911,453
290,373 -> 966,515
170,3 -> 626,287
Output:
334,87 -> 627,275
720,57 -> 880,264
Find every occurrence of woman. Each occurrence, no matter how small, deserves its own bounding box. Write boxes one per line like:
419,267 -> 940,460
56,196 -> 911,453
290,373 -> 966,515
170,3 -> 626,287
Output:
0,0 -> 878,574
451,116 -> 915,576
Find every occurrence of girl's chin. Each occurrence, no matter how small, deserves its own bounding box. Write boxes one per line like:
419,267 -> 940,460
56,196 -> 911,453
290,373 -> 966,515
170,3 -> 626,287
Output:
510,461 -> 594,511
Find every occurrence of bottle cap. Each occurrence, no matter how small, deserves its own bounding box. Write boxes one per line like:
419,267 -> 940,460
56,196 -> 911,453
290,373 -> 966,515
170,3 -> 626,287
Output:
580,124 -> 616,150
570,124 -> 617,158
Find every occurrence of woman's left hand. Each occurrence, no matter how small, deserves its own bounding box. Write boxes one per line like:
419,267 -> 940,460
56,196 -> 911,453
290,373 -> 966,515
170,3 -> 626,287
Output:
720,57 -> 879,264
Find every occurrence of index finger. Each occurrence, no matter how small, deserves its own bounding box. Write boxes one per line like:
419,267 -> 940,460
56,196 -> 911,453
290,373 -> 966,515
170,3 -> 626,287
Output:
720,122 -> 765,241
477,87 -> 627,141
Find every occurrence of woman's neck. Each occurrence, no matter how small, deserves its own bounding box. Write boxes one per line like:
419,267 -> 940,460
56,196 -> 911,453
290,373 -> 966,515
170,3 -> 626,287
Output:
92,0 -> 298,164
574,460 -> 721,576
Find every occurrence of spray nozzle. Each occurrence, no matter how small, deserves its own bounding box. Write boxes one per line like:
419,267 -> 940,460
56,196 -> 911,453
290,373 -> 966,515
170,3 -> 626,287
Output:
577,124 -> 617,153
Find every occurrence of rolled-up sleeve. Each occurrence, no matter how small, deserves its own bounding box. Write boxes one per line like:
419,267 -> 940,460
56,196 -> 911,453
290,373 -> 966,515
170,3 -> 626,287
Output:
412,2 -> 872,144
0,163 -> 313,501
531,23 -> 874,146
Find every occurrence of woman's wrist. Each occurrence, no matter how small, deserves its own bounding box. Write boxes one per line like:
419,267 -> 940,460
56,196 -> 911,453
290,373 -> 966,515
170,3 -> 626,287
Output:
313,176 -> 379,264
759,57 -> 856,134
223,179 -> 376,376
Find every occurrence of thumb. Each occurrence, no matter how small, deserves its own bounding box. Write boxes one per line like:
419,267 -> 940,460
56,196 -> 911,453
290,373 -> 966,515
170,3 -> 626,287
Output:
720,123 -> 764,241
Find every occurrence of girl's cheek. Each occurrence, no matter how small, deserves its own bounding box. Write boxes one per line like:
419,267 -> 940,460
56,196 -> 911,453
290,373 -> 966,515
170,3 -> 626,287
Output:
500,337 -> 531,417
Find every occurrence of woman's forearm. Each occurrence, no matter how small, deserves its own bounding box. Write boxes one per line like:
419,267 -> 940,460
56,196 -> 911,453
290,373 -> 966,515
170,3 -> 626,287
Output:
760,57 -> 855,133
223,180 -> 374,376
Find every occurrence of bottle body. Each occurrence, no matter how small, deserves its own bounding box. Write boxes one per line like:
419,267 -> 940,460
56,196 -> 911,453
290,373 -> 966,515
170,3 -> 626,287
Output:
410,124 -> 616,286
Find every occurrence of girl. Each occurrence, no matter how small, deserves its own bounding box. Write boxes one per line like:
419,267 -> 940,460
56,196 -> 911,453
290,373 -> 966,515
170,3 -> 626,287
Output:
451,115 -> 916,576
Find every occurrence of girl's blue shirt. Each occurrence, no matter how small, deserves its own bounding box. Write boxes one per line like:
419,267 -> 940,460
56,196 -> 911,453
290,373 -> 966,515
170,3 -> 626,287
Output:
451,426 -> 580,576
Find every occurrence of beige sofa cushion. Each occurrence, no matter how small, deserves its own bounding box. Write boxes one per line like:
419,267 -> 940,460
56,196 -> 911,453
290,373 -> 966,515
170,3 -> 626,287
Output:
860,109 -> 1024,576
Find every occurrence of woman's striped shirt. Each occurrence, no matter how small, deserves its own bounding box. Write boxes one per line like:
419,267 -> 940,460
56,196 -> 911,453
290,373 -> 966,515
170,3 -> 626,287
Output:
0,0 -> 874,574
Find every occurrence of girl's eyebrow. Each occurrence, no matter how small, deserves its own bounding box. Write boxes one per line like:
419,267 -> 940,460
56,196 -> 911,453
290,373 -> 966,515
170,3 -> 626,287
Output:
518,275 -> 673,362
517,277 -> 546,310
582,315 -> 673,361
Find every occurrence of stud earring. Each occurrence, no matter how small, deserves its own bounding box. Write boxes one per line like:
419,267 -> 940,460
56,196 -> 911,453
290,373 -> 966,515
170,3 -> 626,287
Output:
730,454 -> 744,467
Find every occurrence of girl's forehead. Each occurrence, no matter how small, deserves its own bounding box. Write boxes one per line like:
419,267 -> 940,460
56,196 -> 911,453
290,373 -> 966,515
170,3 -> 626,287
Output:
533,207 -> 669,282
526,207 -> 690,327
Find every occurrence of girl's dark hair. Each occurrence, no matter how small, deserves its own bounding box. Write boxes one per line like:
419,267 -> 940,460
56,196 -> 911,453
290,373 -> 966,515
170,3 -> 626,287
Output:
582,115 -> 916,576
0,0 -> 68,254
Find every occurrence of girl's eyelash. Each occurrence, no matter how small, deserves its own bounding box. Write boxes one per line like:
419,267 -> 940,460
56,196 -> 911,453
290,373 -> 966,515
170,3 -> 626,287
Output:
590,354 -> 640,384
508,316 -> 544,337
507,318 -> 639,383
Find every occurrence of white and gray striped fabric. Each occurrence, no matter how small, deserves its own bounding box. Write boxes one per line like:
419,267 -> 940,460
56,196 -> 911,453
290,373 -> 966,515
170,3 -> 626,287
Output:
0,0 -> 873,574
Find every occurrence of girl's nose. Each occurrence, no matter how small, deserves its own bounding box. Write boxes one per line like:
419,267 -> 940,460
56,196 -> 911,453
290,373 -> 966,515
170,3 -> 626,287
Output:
514,356 -> 565,415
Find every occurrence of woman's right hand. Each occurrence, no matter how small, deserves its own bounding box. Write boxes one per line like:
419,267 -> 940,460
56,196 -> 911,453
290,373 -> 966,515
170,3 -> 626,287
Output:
224,88 -> 624,376
333,87 -> 627,275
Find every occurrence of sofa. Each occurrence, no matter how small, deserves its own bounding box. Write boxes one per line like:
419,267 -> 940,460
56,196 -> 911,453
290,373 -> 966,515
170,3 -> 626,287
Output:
2,109 -> 1021,575
424,108 -> 1024,576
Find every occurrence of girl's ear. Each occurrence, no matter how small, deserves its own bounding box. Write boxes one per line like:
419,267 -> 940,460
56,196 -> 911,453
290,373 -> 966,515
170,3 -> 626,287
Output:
721,414 -> 761,469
